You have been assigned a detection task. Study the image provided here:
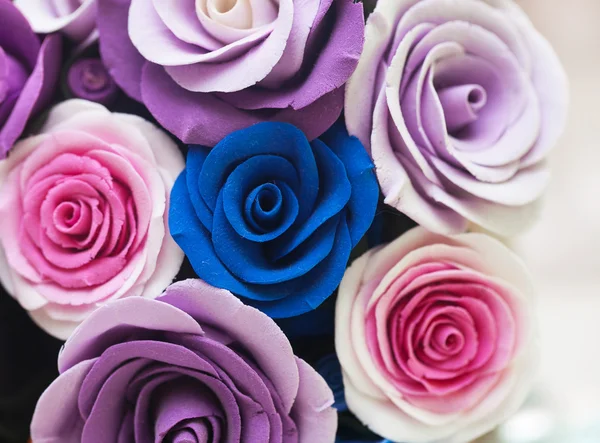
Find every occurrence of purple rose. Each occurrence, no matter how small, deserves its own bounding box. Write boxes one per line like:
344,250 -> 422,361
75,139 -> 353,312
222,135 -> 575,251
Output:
31,279 -> 337,443
96,0 -> 365,146
14,0 -> 97,42
0,0 -> 61,159
345,0 -> 569,236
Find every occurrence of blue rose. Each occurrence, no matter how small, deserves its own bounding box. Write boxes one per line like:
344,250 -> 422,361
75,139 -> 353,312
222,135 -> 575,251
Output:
169,121 -> 378,318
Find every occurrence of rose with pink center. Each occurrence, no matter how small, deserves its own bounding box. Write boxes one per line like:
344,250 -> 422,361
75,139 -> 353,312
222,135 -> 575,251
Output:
0,99 -> 184,339
335,227 -> 537,443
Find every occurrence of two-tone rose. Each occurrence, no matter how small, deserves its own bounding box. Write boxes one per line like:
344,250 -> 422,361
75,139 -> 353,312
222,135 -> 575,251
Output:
336,227 -> 538,443
346,0 -> 568,235
0,100 -> 184,339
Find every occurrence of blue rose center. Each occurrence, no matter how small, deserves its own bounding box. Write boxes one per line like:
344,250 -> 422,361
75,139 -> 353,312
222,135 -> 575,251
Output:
246,183 -> 283,231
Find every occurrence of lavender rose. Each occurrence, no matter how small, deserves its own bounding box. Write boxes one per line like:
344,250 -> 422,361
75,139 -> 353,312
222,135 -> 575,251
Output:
96,0 -> 365,146
31,279 -> 337,443
0,0 -> 61,159
335,227 -> 537,442
345,0 -> 569,236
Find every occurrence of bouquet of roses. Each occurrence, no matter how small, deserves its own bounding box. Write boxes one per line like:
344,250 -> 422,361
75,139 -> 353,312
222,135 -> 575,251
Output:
0,0 -> 568,442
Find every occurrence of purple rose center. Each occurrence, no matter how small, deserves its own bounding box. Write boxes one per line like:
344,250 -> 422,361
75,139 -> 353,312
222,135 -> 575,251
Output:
80,62 -> 111,92
164,420 -> 214,443
72,59 -> 112,93
67,58 -> 119,104
437,84 -> 487,135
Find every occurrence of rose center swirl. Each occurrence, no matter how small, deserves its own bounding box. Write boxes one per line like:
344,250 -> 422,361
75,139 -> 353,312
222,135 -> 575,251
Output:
245,183 -> 284,231
436,83 -> 487,135
164,419 -> 213,443
19,151 -> 144,289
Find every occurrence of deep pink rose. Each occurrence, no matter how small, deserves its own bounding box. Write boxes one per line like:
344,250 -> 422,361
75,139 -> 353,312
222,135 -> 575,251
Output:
336,227 -> 537,443
0,100 -> 184,339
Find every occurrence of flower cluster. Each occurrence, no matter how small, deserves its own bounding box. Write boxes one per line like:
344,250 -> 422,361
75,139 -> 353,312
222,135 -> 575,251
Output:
0,0 -> 567,442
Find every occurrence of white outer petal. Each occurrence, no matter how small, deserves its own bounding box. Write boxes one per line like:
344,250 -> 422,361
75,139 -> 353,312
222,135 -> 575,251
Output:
14,0 -> 97,41
0,99 -> 184,339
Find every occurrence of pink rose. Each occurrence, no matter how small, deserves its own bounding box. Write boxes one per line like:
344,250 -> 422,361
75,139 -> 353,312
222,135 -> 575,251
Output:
14,0 -> 97,42
0,99 -> 184,339
335,227 -> 537,443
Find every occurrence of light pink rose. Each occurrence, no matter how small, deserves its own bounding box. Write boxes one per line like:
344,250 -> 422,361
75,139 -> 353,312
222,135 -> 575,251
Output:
14,0 -> 97,42
335,227 -> 537,443
0,99 -> 184,339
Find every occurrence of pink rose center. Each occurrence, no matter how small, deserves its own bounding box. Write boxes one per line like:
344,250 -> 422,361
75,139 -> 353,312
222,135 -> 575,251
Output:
53,201 -> 86,232
367,262 -> 518,413
18,149 -> 151,296
429,323 -> 464,356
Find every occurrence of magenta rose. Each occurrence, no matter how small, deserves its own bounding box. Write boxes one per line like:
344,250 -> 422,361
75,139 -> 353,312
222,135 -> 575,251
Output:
336,227 -> 537,443
0,99 -> 184,339
0,0 -> 61,159
31,279 -> 337,443
96,0 -> 365,146
345,0 -> 569,236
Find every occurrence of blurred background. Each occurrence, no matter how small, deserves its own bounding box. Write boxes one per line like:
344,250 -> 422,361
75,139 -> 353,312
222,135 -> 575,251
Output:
477,0 -> 600,441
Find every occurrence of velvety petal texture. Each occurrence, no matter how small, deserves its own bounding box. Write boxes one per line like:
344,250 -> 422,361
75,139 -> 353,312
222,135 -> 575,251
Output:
97,0 -> 365,146
30,279 -> 337,443
0,99 -> 185,339
345,0 -> 569,236
0,0 -> 62,159
14,0 -> 97,42
335,227 -> 538,443
170,121 -> 379,318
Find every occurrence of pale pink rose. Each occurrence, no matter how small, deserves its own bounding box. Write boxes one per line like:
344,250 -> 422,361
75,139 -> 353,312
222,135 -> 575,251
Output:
14,0 -> 97,42
335,227 -> 537,443
0,99 -> 184,339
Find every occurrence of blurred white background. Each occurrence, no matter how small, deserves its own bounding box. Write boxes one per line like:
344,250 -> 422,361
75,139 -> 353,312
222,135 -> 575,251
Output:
478,0 -> 600,441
